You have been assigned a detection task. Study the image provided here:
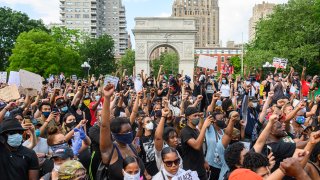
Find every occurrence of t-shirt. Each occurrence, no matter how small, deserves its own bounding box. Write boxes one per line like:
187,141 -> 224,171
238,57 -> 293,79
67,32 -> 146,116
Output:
0,138 -> 39,180
89,98 -> 104,126
267,140 -> 296,172
180,126 -> 206,177
23,137 -> 50,154
139,134 -> 158,176
220,84 -> 230,98
301,80 -> 310,97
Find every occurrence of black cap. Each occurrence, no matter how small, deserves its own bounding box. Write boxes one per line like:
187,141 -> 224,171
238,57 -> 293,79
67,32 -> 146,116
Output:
0,118 -> 26,134
51,147 -> 74,160
185,107 -> 198,117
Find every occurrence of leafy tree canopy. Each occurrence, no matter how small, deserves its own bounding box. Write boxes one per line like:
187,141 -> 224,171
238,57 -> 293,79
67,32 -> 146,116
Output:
0,7 -> 47,70
152,52 -> 179,77
8,29 -> 81,77
246,0 -> 320,74
118,49 -> 135,75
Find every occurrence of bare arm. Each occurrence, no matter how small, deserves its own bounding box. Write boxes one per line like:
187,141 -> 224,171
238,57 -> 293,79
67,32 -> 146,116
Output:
186,116 -> 213,150
221,112 -> 238,148
154,109 -> 169,151
130,91 -> 142,125
253,115 -> 277,153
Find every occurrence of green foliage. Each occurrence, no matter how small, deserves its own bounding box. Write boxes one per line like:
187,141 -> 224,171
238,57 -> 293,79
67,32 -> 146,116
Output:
246,0 -> 320,75
50,27 -> 84,50
118,49 -> 135,75
8,30 -> 81,76
152,52 -> 179,76
0,7 -> 47,70
79,34 -> 115,76
229,56 -> 241,75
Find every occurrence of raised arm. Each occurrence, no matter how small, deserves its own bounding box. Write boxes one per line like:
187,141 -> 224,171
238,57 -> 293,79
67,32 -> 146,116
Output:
100,84 -> 115,161
221,112 -> 239,148
253,114 -> 277,153
259,91 -> 274,123
130,91 -> 142,125
154,109 -> 169,151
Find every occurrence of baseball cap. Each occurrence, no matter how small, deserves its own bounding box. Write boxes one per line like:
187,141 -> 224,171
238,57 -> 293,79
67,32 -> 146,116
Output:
185,107 -> 199,117
229,168 -> 263,180
51,147 -> 74,160
58,160 -> 86,180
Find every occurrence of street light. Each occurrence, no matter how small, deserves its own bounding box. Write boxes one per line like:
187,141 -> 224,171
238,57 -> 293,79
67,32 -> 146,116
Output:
81,61 -> 91,77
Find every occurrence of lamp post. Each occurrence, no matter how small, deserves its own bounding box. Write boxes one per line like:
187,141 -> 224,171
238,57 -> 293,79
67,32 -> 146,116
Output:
81,61 -> 91,77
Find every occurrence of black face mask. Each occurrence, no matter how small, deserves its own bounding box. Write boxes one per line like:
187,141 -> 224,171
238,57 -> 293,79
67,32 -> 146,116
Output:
66,121 -> 76,129
226,110 -> 233,117
216,120 -> 227,129
155,110 -> 162,118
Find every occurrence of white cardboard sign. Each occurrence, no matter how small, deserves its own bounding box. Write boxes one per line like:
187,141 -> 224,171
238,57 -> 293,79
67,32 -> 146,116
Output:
172,170 -> 199,180
273,57 -> 288,69
104,75 -> 119,89
197,55 -> 217,70
19,69 -> 43,92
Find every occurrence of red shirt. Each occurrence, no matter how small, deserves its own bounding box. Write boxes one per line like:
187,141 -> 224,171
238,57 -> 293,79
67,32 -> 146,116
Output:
89,98 -> 104,126
301,80 -> 310,97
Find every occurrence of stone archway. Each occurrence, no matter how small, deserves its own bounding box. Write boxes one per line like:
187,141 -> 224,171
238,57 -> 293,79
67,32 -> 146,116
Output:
132,17 -> 197,79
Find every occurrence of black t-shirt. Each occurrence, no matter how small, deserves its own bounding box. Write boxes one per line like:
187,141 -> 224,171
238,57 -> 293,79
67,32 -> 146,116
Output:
268,140 -> 296,172
139,134 -> 158,176
0,138 -> 39,180
181,126 -> 206,177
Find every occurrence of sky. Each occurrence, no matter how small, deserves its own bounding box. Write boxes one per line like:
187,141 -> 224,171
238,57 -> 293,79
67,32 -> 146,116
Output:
0,0 -> 288,47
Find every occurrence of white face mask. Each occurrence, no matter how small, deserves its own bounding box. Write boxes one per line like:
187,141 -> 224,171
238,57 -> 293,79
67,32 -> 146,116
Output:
172,101 -> 177,106
123,170 -> 140,180
252,102 -> 258,108
120,112 -> 127,117
53,164 -> 60,172
145,122 -> 154,130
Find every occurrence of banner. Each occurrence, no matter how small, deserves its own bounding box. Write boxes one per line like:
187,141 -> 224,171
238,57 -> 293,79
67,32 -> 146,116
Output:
197,55 -> 217,70
172,170 -> 199,180
19,69 -> 43,92
273,58 -> 288,69
0,85 -> 20,102
104,75 -> 119,89
0,72 -> 7,83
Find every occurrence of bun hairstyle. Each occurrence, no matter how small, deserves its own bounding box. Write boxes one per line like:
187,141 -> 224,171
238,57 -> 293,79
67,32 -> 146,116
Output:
47,126 -> 60,146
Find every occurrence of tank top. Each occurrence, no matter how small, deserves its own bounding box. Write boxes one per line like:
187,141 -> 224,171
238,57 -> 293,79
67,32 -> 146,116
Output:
108,144 -> 145,180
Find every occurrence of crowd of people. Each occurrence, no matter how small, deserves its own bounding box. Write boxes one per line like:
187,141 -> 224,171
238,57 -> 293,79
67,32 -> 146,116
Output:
1,59 -> 320,180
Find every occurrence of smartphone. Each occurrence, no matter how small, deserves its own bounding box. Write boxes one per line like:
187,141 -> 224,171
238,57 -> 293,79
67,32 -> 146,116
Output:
52,108 -> 59,113
24,119 -> 32,124
266,145 -> 272,156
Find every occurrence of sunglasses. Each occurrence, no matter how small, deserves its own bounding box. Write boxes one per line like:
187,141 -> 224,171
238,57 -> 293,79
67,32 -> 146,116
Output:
163,158 -> 180,167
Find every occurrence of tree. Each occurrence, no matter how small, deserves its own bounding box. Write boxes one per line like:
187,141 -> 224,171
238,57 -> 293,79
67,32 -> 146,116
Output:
8,30 -> 81,76
229,56 -> 241,75
0,7 -> 47,70
50,27 -> 84,50
79,34 -> 115,76
151,52 -> 179,76
118,49 -> 135,75
246,0 -> 320,74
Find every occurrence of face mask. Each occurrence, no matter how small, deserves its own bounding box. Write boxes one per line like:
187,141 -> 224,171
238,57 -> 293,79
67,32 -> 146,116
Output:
61,106 -> 68,113
50,142 -> 69,152
252,102 -> 257,108
147,81 -> 152,85
7,133 -> 23,147
145,122 -> 154,130
66,121 -> 76,129
155,110 -> 162,117
78,104 -> 82,109
226,110 -> 233,117
137,77 -> 141,81
123,170 -> 140,180
35,129 -> 41,137
53,164 -> 60,172
216,100 -> 222,106
85,95 -> 90,99
42,111 -> 50,118
191,118 -> 200,126
216,120 -> 227,129
112,132 -> 133,144
222,80 -> 227,84
95,96 -> 101,100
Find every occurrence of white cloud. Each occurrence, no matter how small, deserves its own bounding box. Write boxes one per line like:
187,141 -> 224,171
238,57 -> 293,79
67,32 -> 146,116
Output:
0,0 -> 60,24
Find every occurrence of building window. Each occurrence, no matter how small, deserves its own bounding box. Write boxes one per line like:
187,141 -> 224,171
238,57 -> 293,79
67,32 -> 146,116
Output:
75,14 -> 81,18
83,14 -> 90,18
221,56 -> 225,62
75,8 -> 81,12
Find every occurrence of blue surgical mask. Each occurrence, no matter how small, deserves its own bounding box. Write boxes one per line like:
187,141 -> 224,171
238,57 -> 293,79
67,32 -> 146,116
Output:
95,96 -> 101,100
61,106 -> 68,113
35,129 -> 41,137
42,111 -> 50,118
112,132 -> 133,144
7,133 -> 23,147
4,111 -> 10,118
216,100 -> 222,106
222,80 -> 227,84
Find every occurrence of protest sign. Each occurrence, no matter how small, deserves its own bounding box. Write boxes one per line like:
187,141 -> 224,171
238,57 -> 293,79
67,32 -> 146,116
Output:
273,58 -> 288,69
104,75 -> 119,89
172,170 -> 199,180
0,72 -> 7,83
197,55 -> 217,70
8,71 -> 20,87
19,69 -> 43,92
0,85 -> 20,102
72,75 -> 77,81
